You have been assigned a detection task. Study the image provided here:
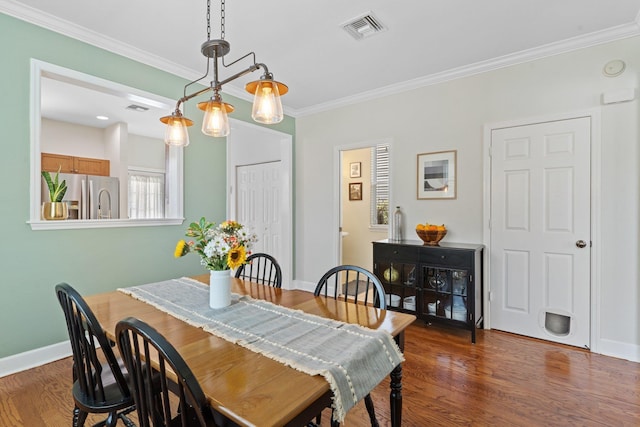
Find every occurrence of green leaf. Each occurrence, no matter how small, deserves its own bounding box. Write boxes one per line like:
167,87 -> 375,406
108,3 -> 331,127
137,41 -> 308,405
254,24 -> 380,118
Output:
41,166 -> 66,202
41,171 -> 54,201
53,180 -> 67,202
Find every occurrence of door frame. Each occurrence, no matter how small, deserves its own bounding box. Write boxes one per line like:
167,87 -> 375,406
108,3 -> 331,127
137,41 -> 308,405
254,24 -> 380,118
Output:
227,119 -> 293,289
482,109 -> 602,353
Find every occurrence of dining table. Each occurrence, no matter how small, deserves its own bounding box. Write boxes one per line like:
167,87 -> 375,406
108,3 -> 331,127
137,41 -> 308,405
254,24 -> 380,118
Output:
84,274 -> 416,426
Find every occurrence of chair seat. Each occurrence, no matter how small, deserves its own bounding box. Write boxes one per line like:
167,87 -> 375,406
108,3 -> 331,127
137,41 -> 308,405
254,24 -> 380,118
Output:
72,360 -> 134,413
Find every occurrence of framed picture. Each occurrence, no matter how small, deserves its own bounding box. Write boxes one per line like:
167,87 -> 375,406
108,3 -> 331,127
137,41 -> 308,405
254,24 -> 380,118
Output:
417,150 -> 457,199
349,162 -> 361,178
349,182 -> 363,201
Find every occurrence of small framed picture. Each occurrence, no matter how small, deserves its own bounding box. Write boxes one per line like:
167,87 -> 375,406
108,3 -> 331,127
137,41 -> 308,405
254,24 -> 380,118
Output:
349,162 -> 361,178
417,150 -> 457,199
349,182 -> 363,201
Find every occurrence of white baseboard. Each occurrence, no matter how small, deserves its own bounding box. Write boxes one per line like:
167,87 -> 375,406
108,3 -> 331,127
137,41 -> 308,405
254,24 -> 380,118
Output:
597,338 -> 640,363
292,279 -> 316,293
0,340 -> 71,378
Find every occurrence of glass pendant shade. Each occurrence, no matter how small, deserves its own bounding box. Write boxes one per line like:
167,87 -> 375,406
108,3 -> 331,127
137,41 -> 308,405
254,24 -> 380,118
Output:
160,114 -> 193,147
161,0 -> 289,143
198,99 -> 234,137
246,80 -> 288,124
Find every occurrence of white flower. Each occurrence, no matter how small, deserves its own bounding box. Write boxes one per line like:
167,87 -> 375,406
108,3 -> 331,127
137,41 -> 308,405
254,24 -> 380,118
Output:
178,217 -> 259,271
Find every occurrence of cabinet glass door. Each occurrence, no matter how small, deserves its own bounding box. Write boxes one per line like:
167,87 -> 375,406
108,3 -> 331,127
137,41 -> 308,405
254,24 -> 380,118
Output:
422,267 -> 468,322
374,261 -> 417,312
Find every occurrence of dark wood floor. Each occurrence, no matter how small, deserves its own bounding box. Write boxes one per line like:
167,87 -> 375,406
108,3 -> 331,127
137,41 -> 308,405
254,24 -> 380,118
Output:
1,321 -> 639,426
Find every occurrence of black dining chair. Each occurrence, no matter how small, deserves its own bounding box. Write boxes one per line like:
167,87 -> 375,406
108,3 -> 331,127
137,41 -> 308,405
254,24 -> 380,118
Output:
314,264 -> 387,310
116,317 -> 236,427
55,283 -> 135,427
313,265 -> 387,427
234,252 -> 282,288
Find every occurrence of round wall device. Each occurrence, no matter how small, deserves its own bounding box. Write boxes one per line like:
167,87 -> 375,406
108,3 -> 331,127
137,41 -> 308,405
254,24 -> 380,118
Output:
603,59 -> 626,77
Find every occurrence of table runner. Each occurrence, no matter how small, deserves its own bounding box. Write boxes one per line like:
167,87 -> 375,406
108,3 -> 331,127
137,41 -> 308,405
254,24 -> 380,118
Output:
118,277 -> 404,422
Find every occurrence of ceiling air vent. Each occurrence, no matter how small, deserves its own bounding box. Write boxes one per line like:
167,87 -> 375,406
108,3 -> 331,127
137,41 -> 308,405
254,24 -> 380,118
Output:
126,104 -> 149,112
342,12 -> 386,40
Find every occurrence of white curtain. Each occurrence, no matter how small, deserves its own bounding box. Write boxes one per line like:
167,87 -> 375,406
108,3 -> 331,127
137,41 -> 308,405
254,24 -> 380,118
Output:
128,172 -> 165,219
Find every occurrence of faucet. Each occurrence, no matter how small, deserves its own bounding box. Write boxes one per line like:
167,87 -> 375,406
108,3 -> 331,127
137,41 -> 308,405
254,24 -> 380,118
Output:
97,189 -> 112,219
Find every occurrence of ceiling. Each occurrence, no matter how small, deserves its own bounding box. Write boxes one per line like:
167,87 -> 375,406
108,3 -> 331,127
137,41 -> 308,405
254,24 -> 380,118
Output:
3,0 -> 640,126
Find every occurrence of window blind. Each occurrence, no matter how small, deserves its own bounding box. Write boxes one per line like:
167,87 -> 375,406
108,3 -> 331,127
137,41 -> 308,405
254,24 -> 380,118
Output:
370,144 -> 390,226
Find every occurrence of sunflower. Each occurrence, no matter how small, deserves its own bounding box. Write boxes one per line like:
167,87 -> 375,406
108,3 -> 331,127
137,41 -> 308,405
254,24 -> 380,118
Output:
226,245 -> 247,269
174,240 -> 189,258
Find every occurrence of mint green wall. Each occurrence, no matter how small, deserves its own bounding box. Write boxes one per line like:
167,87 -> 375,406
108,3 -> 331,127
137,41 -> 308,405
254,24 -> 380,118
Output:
0,13 -> 295,358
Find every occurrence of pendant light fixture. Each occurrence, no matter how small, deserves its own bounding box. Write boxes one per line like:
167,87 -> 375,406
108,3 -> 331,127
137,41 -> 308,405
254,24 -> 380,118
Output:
160,0 -> 288,146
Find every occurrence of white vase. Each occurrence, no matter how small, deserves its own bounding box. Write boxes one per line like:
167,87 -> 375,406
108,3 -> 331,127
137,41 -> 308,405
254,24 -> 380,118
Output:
209,270 -> 232,309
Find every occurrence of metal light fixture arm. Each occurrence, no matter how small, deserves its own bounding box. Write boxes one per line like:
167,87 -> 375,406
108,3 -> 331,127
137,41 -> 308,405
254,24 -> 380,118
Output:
160,0 -> 287,145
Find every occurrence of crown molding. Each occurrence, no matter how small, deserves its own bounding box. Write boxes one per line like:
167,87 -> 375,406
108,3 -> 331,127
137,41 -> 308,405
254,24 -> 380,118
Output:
2,1 -> 639,119
295,21 -> 640,117
0,2 -> 210,87
0,0 -> 272,111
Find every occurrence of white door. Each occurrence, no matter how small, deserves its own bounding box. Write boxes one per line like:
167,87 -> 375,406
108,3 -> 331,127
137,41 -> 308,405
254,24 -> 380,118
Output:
236,161 -> 283,264
490,117 -> 591,348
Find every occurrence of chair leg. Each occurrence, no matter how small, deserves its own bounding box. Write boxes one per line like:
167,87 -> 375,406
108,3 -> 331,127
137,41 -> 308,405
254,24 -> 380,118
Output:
119,415 -> 135,427
105,411 -> 119,427
364,394 -> 379,427
73,406 -> 88,427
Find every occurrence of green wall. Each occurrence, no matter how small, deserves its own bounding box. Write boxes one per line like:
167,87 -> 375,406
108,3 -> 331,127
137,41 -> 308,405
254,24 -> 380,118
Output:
0,13 -> 295,358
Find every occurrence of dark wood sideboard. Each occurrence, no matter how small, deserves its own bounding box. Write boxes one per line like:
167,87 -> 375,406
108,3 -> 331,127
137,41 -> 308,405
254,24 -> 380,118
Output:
373,239 -> 484,343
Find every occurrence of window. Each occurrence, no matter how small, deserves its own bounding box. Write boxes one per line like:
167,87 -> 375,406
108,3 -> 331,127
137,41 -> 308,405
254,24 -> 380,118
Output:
370,144 -> 390,226
128,170 -> 165,219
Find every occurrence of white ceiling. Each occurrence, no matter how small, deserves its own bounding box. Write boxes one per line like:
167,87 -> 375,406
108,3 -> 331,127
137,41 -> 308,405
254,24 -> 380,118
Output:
3,0 -> 640,123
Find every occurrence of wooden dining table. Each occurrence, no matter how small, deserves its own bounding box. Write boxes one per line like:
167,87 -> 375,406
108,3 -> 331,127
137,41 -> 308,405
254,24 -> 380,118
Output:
84,274 -> 416,426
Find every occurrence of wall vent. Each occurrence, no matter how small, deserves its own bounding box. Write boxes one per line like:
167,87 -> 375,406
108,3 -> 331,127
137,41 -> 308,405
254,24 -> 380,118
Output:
126,104 -> 149,112
342,12 -> 386,40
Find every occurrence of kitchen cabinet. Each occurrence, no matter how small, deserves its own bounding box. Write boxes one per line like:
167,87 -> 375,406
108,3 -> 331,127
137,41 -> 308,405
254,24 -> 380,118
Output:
373,239 -> 484,343
41,153 -> 110,176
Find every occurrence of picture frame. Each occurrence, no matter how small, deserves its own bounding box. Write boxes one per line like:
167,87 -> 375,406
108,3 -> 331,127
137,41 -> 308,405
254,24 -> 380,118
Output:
417,150 -> 457,199
349,182 -> 363,201
349,162 -> 361,178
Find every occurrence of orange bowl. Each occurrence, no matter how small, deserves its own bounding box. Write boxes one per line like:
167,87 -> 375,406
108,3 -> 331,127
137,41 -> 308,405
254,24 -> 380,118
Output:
416,228 -> 447,246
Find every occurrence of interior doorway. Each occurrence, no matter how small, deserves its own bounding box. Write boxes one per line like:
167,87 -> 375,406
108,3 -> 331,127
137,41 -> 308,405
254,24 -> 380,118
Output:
340,147 -> 370,267
336,141 -> 391,270
227,120 -> 293,288
487,115 -> 592,348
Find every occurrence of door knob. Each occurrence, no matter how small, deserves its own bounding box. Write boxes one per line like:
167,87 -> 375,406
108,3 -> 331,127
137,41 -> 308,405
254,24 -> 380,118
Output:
576,240 -> 587,248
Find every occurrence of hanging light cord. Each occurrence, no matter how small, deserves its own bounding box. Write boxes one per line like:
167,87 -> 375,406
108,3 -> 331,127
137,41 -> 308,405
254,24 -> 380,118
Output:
220,0 -> 225,40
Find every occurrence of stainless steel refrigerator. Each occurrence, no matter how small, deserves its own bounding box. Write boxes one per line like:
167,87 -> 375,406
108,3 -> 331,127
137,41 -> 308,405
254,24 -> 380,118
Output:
42,173 -> 119,219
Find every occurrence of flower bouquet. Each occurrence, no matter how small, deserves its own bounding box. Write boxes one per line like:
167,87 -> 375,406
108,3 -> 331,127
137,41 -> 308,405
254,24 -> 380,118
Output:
175,217 -> 257,271
175,218 -> 257,308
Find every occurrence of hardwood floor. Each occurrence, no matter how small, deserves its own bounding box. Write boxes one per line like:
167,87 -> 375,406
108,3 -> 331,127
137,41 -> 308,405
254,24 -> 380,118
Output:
1,321 -> 639,426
